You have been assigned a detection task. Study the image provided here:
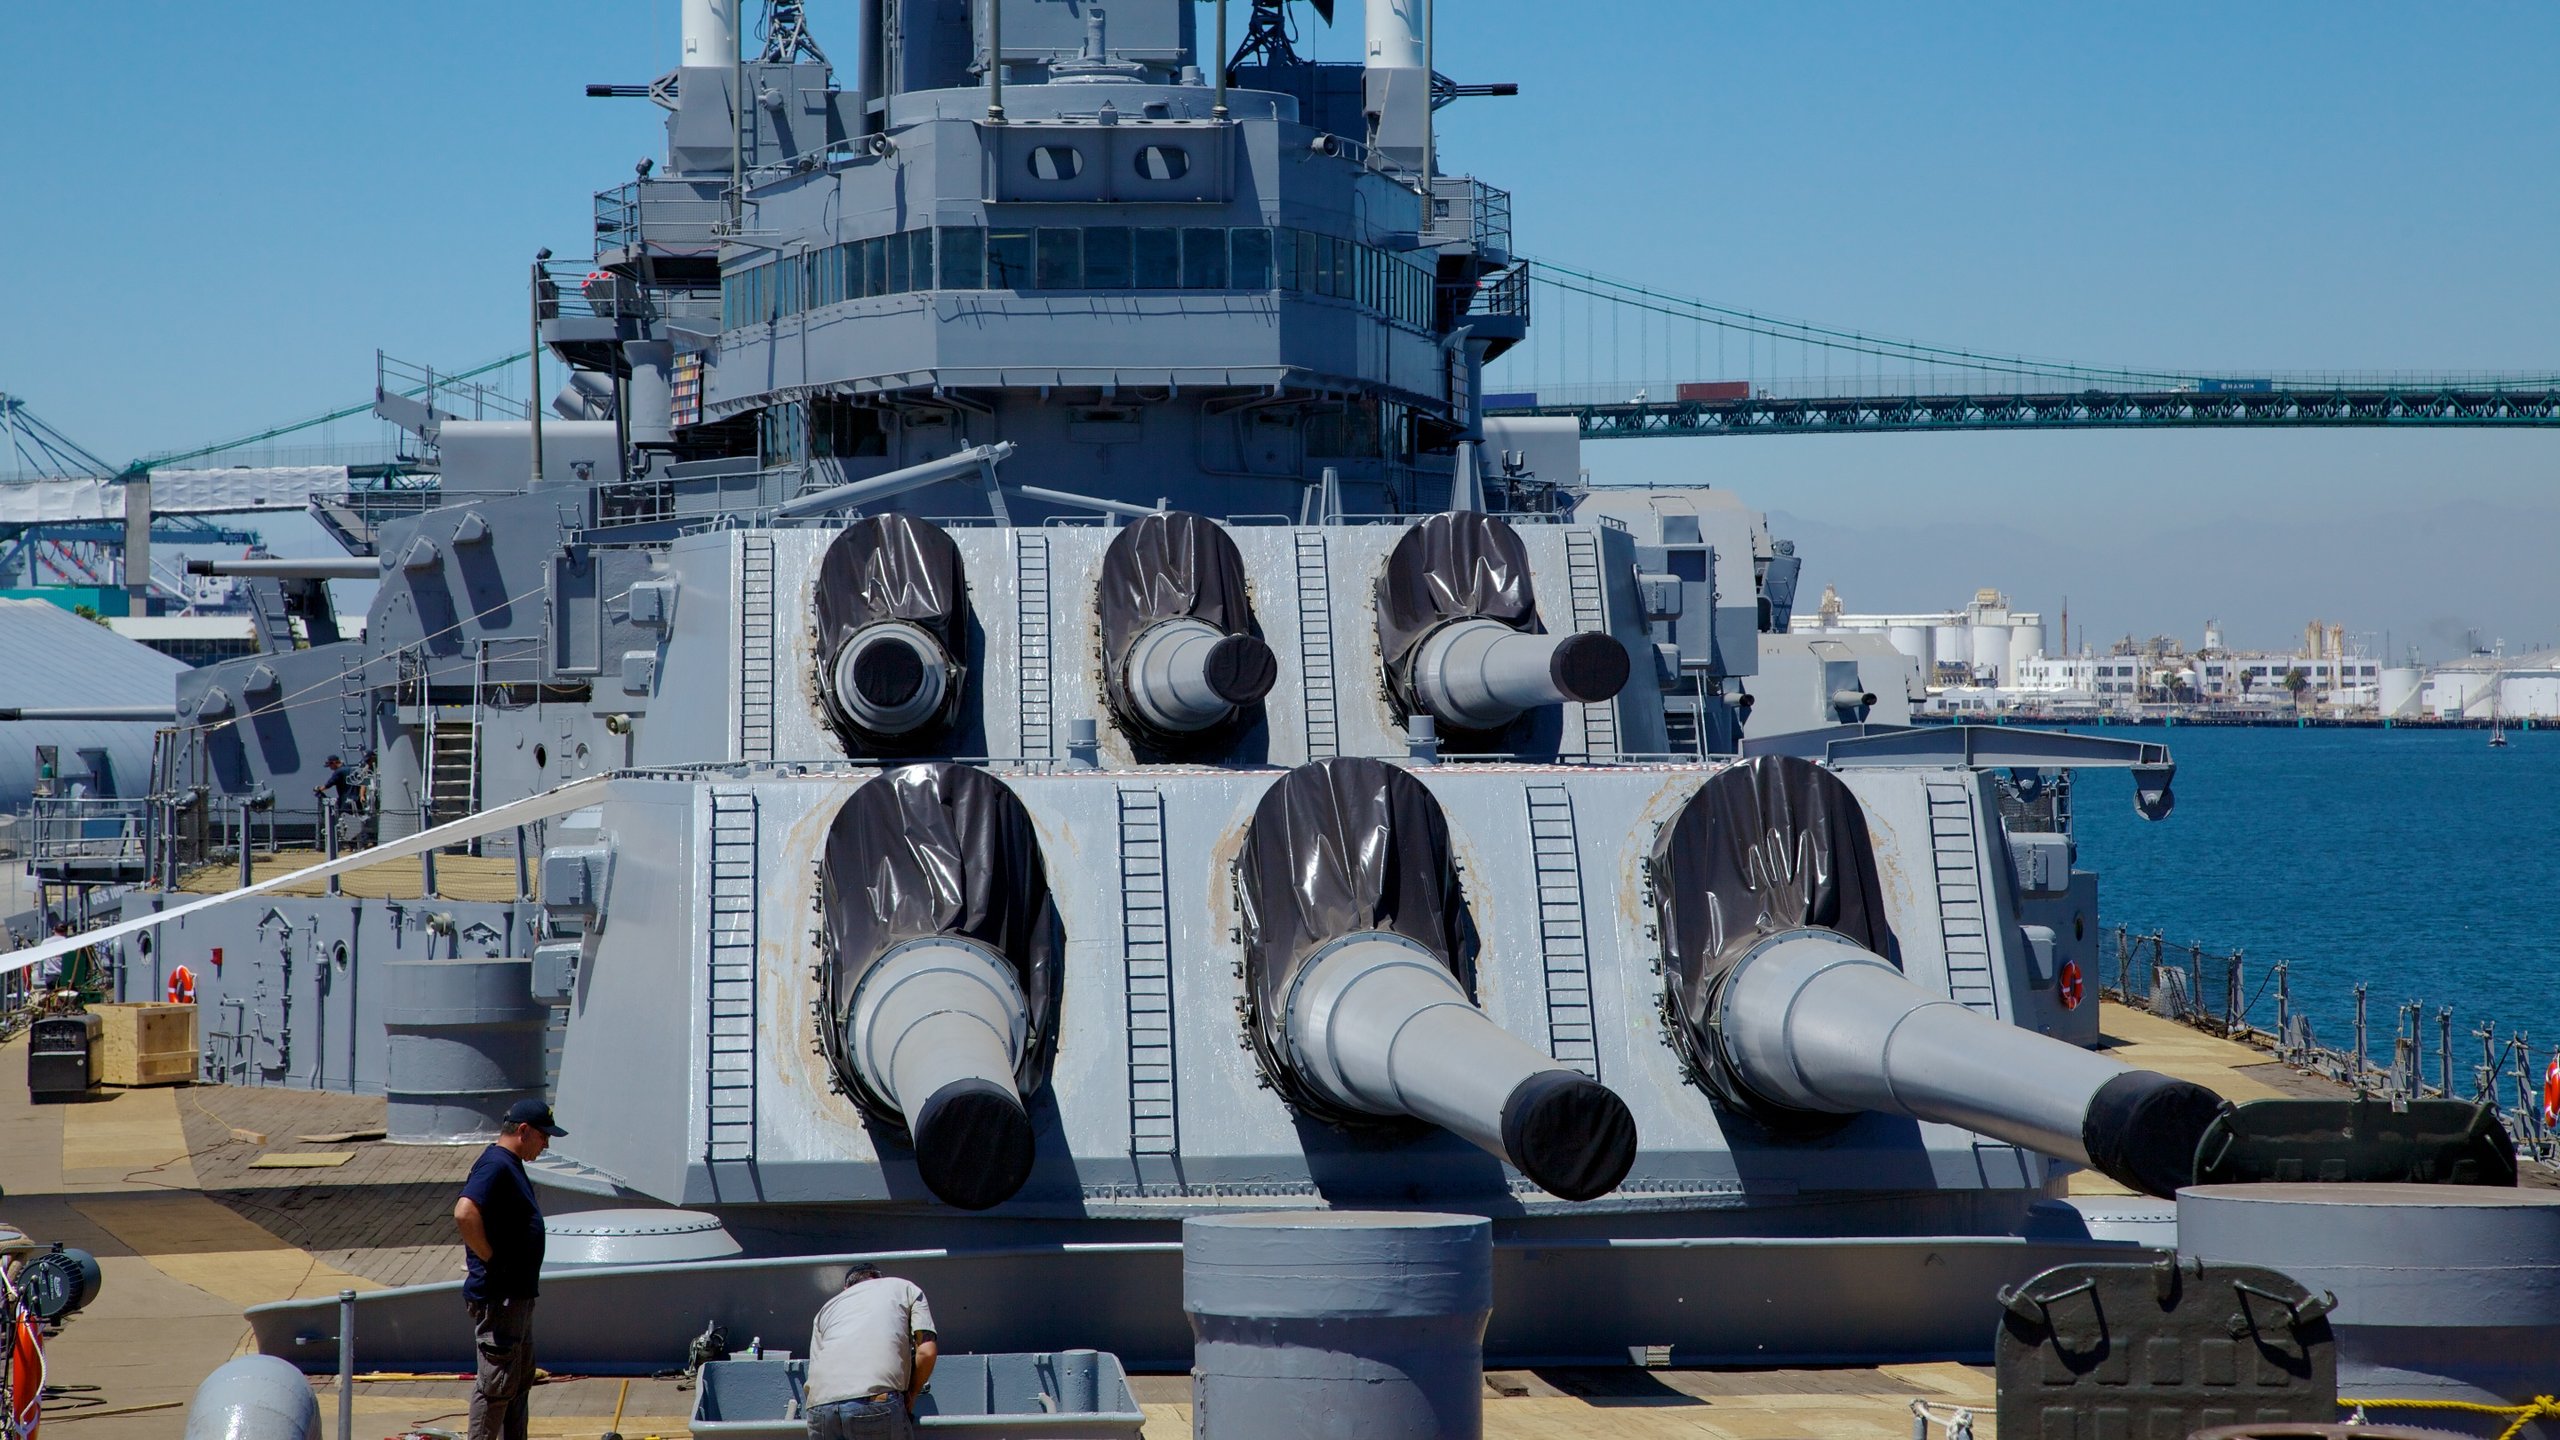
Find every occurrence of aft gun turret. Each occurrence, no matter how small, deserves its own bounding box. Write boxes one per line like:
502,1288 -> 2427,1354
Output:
1239,757 -> 1638,1201
1378,512 -> 1630,737
1652,756 -> 2225,1198
813,515 -> 971,753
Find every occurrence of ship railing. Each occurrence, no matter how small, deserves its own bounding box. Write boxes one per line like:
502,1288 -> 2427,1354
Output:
378,351 -> 531,422
2104,922 -> 2559,1170
594,182 -> 729,257
1427,175 -> 1513,254
538,258 -> 722,325
25,796 -> 152,880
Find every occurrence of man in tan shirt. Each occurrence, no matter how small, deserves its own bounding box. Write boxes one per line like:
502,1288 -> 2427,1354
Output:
804,1263 -> 938,1438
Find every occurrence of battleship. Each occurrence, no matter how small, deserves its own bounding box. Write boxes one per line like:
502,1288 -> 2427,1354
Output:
5,2 -> 2553,1435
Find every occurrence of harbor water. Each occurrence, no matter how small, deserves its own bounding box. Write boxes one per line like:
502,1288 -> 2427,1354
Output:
2070,723 -> 2560,1071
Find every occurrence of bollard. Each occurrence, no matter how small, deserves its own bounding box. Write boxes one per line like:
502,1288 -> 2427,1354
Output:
1405,714 -> 1439,765
1065,717 -> 1100,771
337,1288 -> 355,1440
1185,1211 -> 1492,1440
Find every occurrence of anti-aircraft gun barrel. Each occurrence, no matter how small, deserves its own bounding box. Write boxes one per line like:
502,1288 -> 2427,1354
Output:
1281,933 -> 1636,1201
1713,930 -> 2223,1197
1410,619 -> 1629,732
185,557 -> 382,580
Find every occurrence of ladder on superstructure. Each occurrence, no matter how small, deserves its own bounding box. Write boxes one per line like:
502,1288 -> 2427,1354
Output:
1524,784 -> 1600,1077
703,790 -> 761,1191
737,535 -> 777,762
1562,530 -> 1618,758
1927,780 -> 2000,1016
1293,532 -> 1340,759
1015,535 -> 1054,760
1117,788 -> 1178,1158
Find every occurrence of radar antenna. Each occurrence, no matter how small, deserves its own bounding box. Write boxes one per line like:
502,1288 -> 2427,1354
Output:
757,1 -> 828,65
1228,0 -> 1332,81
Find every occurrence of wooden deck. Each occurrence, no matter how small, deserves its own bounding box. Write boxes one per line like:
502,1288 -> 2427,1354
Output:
176,849 -> 533,903
2,1001 -> 2327,1439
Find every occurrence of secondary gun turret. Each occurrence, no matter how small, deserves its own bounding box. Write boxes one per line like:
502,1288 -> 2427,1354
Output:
817,764 -> 1063,1210
1652,757 -> 2226,1198
1099,511 -> 1278,746
1378,512 -> 1630,737
813,515 -> 971,753
1239,757 -> 1638,1201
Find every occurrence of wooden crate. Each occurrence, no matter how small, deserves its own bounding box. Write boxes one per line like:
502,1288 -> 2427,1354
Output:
95,1003 -> 198,1087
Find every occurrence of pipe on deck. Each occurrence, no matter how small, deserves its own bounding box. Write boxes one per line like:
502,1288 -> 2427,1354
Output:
842,937 -> 1036,1211
1410,618 -> 1629,732
1715,929 -> 2226,1198
1281,934 -> 1637,1201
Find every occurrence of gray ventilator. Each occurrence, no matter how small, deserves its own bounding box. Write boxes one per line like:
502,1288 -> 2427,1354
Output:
1715,929 -> 2224,1198
829,621 -> 954,737
1410,618 -> 1629,731
1281,934 -> 1637,1201
842,937 -> 1036,1211
1123,617 -> 1278,732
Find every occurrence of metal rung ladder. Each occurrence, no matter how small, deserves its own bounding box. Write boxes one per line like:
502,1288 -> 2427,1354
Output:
1117,788 -> 1178,1157
1927,780 -> 2000,1016
1016,535 -> 1054,760
1562,530 -> 1618,758
1293,532 -> 1340,759
337,655 -> 368,760
1525,784 -> 1600,1077
704,790 -> 761,1180
737,535 -> 777,762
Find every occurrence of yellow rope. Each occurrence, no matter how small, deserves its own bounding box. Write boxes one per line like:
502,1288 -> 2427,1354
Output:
2342,1394 -> 2560,1440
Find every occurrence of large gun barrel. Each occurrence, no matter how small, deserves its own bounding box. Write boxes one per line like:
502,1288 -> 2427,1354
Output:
1410,619 -> 1629,732
186,557 -> 382,580
828,622 -> 956,738
1123,618 -> 1277,732
841,937 -> 1036,1212
1714,929 -> 2224,1198
1281,933 -> 1636,1202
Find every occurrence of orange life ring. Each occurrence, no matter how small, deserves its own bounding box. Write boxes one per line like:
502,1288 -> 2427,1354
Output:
8,1310 -> 41,1440
2056,960 -> 2085,1011
166,965 -> 196,1005
2542,1054 -> 2559,1129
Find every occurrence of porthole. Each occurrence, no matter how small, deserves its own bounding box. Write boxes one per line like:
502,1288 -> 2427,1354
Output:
1027,145 -> 1084,181
1132,145 -> 1189,181
533,743 -> 548,768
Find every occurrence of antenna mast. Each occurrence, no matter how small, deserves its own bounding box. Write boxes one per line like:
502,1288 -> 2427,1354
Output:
758,0 -> 828,64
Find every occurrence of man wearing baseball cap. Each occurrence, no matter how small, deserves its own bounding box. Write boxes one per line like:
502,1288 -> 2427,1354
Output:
453,1099 -> 566,1440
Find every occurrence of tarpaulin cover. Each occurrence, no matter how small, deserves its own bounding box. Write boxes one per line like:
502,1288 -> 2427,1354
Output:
1375,510 -> 1544,678
1237,757 -> 1476,1121
1096,509 -> 1259,729
817,764 -> 1061,1123
1649,755 -> 1894,1115
814,513 -> 969,665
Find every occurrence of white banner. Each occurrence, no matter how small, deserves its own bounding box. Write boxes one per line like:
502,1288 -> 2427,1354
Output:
0,467 -> 351,524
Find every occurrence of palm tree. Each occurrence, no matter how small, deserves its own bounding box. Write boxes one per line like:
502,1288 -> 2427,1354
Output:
2282,666 -> 2310,711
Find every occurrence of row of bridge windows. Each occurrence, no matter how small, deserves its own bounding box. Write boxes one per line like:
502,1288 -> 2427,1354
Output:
721,225 -> 1437,332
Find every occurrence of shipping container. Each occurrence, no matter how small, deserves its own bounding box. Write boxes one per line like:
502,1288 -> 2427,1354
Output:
1675,380 -> 1752,402
1482,391 -> 1539,410
2196,378 -> 2274,394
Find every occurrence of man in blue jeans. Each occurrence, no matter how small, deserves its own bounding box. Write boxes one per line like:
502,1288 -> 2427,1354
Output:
453,1099 -> 565,1440
804,1263 -> 938,1438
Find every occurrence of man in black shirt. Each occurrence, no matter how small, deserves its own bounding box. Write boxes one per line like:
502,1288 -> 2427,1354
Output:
454,1099 -> 565,1440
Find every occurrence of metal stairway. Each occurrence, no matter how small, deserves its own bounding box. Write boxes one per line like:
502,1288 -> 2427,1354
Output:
1927,780 -> 2000,1016
736,535 -> 777,762
1116,788 -> 1178,1158
1562,530 -> 1618,757
1292,532 -> 1340,759
336,655 -> 368,761
703,790 -> 761,1191
1524,784 -> 1600,1077
1015,534 -> 1054,760
424,710 -> 477,831
243,576 -> 298,653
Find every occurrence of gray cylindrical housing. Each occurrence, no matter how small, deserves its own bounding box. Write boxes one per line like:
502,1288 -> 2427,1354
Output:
622,340 -> 674,444
829,622 -> 954,738
1411,618 -> 1628,731
1282,935 -> 1636,1201
183,1354 -> 320,1440
1185,1211 -> 1491,1440
2181,1183 -> 2560,1410
543,1208 -> 744,1268
383,959 -> 547,1143
1716,929 -> 2223,1197
844,937 -> 1035,1211
1124,617 -> 1278,732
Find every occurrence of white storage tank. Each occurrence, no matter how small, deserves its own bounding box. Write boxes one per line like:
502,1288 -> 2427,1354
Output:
2379,667 -> 2422,717
1886,624 -> 1931,669
1969,622 -> 2006,681
2006,624 -> 2041,679
1933,624 -> 1968,670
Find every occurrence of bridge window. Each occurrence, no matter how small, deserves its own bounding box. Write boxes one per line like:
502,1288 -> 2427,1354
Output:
888,230 -> 912,293
1182,228 -> 1227,289
1274,230 -> 1298,292
864,237 -> 890,297
986,229 -> 1033,288
1084,227 -> 1133,289
939,227 -> 984,290
1036,227 -> 1083,290
1027,145 -> 1084,181
1134,227 -> 1180,289
1133,145 -> 1189,181
1230,227 -> 1273,290
910,230 -> 935,291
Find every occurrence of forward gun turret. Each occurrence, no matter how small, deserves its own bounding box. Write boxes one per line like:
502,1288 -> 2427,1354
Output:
1378,512 -> 1629,737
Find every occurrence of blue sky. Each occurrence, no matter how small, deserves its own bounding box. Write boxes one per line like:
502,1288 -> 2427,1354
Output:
3,2 -> 2554,649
